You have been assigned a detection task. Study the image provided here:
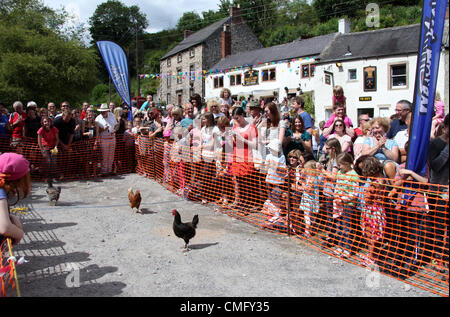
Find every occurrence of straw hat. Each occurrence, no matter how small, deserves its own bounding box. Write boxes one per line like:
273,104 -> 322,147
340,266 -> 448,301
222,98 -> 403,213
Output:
98,103 -> 109,112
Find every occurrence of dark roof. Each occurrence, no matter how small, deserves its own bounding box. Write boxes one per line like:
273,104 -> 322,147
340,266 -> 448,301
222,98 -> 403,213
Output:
210,33 -> 337,71
316,24 -> 421,64
161,16 -> 232,60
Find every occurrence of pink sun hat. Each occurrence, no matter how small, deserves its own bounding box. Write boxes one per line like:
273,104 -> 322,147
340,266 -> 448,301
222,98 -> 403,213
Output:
0,153 -> 30,181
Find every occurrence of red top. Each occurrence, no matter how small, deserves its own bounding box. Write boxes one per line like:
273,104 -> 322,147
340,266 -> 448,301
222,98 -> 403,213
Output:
9,111 -> 27,139
230,123 -> 257,176
37,126 -> 59,148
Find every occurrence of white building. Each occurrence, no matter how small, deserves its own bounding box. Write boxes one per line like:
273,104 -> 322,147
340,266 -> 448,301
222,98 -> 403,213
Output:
205,33 -> 336,102
314,21 -> 449,125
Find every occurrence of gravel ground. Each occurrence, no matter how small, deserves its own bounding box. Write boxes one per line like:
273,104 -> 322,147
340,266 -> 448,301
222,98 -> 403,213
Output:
11,173 -> 438,297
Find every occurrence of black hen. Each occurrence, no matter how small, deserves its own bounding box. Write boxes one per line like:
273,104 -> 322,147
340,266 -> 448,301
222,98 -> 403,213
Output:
172,209 -> 199,251
46,179 -> 61,206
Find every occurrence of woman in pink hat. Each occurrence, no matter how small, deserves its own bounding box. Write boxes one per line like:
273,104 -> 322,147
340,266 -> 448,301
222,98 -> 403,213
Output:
0,153 -> 30,246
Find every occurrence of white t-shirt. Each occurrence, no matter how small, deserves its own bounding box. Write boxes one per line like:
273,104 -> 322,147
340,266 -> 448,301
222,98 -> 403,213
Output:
353,136 -> 367,160
328,133 -> 352,152
264,153 -> 286,185
201,126 -> 216,161
394,130 -> 409,149
95,112 -> 118,135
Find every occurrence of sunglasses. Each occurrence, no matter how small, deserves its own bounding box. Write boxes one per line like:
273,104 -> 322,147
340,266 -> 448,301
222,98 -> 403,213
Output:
335,124 -> 344,127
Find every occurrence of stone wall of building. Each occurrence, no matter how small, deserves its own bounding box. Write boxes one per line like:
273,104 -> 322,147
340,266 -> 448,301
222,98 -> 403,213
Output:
159,44 -> 204,106
158,14 -> 262,106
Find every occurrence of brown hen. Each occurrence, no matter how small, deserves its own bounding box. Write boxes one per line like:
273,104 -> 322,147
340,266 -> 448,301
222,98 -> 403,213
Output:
128,187 -> 142,214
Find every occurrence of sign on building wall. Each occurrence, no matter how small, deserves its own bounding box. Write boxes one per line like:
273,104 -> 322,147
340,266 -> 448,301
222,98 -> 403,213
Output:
243,69 -> 259,86
363,66 -> 377,91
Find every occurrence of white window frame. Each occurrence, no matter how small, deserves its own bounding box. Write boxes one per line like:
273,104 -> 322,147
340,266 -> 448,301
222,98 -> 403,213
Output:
388,62 -> 408,90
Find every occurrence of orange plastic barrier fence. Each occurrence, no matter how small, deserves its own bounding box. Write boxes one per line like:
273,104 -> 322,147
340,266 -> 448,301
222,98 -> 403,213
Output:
1,134 -> 135,181
2,134 -> 448,296
134,137 -> 449,297
0,238 -> 20,297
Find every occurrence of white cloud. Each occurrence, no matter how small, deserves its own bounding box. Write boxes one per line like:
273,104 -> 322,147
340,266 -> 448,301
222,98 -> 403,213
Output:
42,0 -> 222,33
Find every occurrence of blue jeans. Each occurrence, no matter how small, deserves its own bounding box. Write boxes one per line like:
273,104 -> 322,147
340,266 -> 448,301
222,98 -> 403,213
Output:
336,204 -> 354,252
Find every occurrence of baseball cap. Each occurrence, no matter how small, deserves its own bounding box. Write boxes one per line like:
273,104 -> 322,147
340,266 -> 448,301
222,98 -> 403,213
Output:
0,153 -> 30,181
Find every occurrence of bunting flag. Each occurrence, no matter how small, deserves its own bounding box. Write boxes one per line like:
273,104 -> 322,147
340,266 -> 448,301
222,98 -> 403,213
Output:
96,41 -> 132,121
139,56 -> 320,80
407,0 -> 448,176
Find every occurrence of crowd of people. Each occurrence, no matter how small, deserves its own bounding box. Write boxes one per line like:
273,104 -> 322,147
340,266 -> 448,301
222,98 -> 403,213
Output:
0,86 -> 448,278
139,87 -> 448,276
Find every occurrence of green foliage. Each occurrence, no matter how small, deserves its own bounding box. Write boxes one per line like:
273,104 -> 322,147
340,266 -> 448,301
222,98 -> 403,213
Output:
176,11 -> 204,33
0,2 -> 99,107
230,0 -> 279,37
88,0 -> 148,46
302,91 -> 315,117
90,84 -> 109,105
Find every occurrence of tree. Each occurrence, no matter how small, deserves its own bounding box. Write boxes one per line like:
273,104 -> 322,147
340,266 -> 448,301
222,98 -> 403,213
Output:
176,11 -> 204,33
0,1 -> 99,107
227,0 -> 279,38
89,0 -> 148,85
89,0 -> 148,47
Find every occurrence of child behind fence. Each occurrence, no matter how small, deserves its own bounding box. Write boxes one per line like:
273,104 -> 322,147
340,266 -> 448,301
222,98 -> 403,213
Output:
333,152 -> 359,258
299,160 -> 321,238
319,138 -> 341,247
360,156 -> 387,268
263,138 -> 287,193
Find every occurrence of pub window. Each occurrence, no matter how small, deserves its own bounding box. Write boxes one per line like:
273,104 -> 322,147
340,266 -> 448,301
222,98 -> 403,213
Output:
176,68 -> 182,84
230,74 -> 242,86
236,74 -> 242,85
302,65 -> 310,78
177,54 -> 182,63
390,63 -> 407,89
302,64 -> 315,78
310,64 -> 316,77
189,48 -> 195,58
167,75 -> 171,88
190,64 -> 195,82
325,73 -> 331,85
167,58 -> 171,67
262,68 -> 276,82
348,69 -> 357,81
167,93 -> 171,104
214,76 -> 224,89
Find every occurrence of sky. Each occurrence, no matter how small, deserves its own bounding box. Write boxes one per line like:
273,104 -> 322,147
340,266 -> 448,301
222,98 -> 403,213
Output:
41,0 -> 223,33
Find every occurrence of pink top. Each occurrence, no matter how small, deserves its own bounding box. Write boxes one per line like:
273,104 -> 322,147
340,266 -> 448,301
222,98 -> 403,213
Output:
435,101 -> 445,119
324,114 -> 353,129
37,126 -> 59,148
332,95 -> 346,106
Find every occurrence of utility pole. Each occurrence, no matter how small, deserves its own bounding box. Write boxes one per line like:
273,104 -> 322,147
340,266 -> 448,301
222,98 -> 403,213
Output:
136,23 -> 140,97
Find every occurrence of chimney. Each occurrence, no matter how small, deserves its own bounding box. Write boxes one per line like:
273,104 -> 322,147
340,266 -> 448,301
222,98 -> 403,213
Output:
184,30 -> 193,39
230,4 -> 242,24
222,24 -> 231,59
338,18 -> 351,34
